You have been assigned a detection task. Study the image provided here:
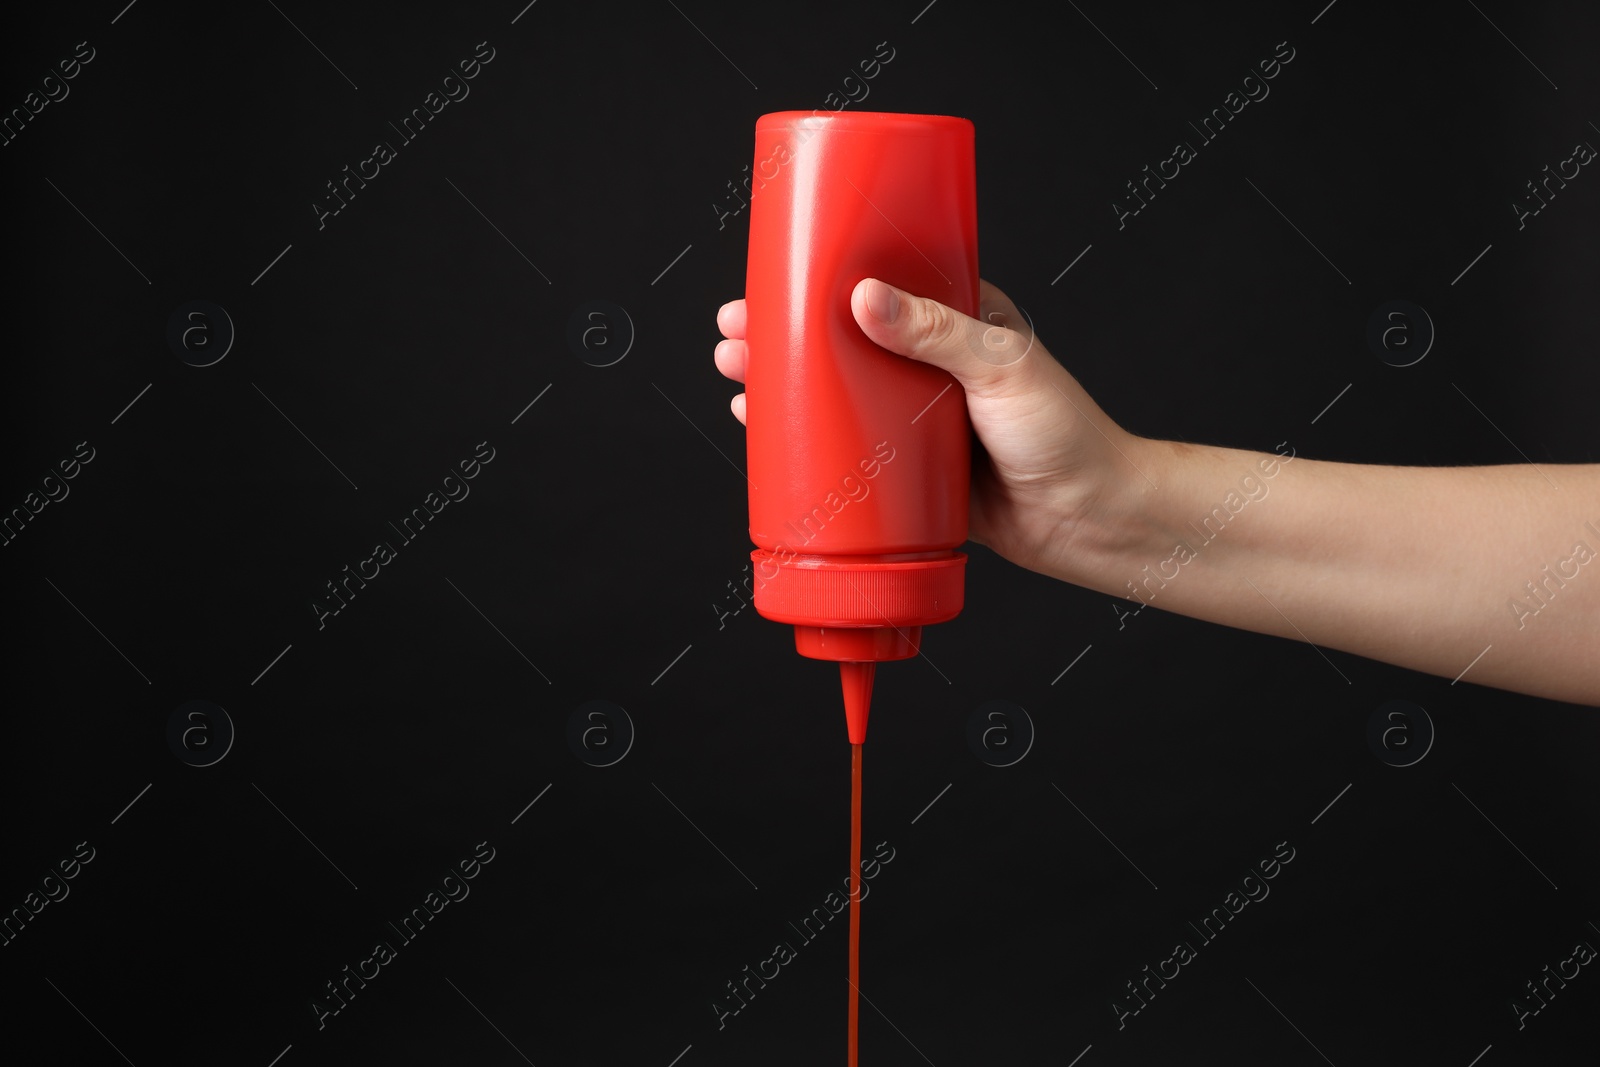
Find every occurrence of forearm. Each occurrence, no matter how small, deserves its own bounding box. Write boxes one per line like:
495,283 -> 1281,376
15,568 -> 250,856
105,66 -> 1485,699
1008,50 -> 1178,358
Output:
1054,437 -> 1600,705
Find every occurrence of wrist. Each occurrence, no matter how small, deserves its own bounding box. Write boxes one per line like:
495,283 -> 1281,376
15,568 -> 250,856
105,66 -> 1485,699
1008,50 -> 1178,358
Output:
1060,436 -> 1305,600
1035,434 -> 1180,593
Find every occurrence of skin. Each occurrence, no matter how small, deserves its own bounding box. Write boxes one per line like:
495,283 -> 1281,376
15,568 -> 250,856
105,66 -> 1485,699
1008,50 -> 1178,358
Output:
716,278 -> 1600,706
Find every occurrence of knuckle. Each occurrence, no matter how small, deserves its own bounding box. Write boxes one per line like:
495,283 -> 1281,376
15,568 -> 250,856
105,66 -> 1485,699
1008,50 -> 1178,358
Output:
913,297 -> 964,350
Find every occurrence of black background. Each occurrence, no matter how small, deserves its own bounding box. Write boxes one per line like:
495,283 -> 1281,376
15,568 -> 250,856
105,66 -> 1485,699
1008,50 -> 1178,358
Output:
3,1 -> 1598,1064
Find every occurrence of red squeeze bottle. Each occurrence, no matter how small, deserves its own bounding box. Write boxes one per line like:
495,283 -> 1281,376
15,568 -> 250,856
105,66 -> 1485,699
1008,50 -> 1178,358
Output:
742,110 -> 977,1066
744,109 -> 977,738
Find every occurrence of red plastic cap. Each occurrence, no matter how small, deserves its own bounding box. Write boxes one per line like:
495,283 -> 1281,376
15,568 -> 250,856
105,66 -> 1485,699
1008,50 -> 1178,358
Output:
793,624 -> 920,662
751,550 -> 965,632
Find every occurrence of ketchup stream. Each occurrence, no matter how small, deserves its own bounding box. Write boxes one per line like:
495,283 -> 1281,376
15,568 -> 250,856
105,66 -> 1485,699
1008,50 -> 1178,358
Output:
848,741 -> 863,1066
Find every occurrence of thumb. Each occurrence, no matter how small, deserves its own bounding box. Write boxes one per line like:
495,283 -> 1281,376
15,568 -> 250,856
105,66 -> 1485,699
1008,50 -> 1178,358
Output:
850,277 -> 1035,398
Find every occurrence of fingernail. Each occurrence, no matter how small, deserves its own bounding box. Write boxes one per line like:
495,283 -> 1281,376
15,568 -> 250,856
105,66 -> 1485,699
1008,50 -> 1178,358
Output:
865,279 -> 899,324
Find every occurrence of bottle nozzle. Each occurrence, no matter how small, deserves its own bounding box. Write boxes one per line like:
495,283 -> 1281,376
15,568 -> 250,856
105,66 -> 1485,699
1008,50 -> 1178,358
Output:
840,661 -> 876,745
